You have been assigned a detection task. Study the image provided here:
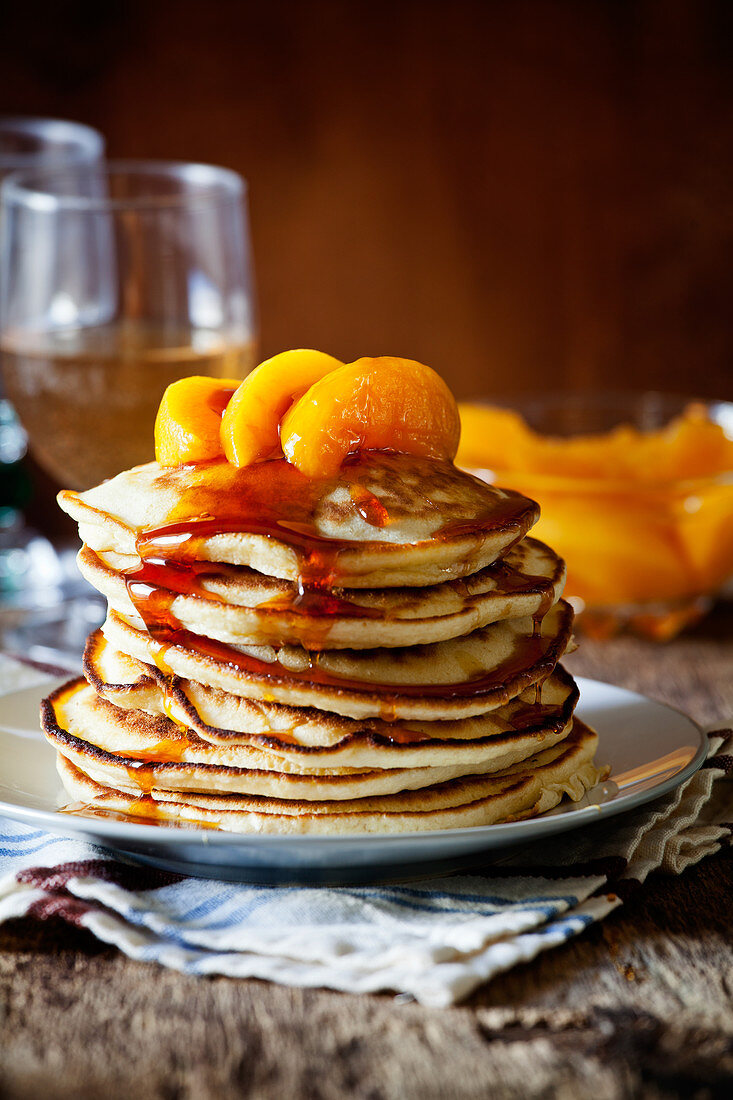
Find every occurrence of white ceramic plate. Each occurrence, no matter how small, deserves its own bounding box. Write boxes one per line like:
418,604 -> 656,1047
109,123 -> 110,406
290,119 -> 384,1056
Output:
0,676 -> 706,884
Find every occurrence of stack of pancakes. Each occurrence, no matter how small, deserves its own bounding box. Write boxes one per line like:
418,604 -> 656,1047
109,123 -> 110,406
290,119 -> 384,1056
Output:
45,452 -> 605,833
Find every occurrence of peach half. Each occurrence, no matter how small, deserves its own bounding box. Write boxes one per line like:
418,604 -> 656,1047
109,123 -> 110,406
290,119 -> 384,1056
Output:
220,349 -> 343,468
280,356 -> 461,478
154,376 -> 241,467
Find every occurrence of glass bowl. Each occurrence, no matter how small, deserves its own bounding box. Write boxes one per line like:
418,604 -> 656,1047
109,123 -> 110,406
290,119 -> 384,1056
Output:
458,392 -> 733,640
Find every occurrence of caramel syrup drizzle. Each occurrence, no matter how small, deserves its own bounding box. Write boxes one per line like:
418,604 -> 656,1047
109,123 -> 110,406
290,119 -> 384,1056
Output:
52,680 -> 188,797
118,614 -> 568,703
117,455 -> 560,725
488,557 -> 559,705
126,458 -> 548,631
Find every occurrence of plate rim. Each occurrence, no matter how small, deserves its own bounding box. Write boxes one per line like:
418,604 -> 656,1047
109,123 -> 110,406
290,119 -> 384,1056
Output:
0,674 -> 708,850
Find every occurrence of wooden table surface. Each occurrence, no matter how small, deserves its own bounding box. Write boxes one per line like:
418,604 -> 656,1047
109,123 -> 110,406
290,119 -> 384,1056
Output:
1,605 -> 732,1100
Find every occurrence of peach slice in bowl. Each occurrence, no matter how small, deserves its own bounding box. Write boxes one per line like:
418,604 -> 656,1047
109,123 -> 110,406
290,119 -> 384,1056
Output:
456,393 -> 733,640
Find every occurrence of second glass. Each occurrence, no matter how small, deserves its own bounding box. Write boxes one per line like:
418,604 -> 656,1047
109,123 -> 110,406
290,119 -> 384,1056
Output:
0,161 -> 257,490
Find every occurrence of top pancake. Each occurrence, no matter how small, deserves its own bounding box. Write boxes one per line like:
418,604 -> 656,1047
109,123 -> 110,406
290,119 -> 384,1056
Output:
58,452 -> 540,588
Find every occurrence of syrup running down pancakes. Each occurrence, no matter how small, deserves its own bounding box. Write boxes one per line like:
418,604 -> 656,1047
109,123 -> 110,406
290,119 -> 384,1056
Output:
46,356 -> 606,833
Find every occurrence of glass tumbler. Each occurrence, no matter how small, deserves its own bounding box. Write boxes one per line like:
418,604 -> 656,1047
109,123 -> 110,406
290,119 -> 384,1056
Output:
0,117 -> 104,613
0,159 -> 257,661
0,160 -> 257,489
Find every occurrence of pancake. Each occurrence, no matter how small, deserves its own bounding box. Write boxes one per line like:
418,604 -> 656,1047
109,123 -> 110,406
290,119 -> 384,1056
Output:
49,405 -> 605,834
44,679 -> 579,799
47,676 -> 578,776
99,599 -> 575,720
82,636 -> 580,764
77,536 -> 565,650
58,453 -> 540,588
56,718 -> 604,834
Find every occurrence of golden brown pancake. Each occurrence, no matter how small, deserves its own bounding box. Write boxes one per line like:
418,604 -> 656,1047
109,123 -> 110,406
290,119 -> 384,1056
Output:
98,600 -> 575,720
56,718 -> 604,834
58,453 -> 540,588
49,437 -> 605,834
45,678 -> 580,800
77,536 -> 565,650
83,630 -> 580,766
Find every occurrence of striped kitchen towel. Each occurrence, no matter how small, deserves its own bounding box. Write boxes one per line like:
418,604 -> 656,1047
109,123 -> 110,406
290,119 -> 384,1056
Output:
0,658 -> 730,1007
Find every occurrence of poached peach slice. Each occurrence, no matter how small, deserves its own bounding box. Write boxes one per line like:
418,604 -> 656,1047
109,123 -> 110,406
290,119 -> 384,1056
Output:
155,376 -> 242,466
456,401 -> 733,480
221,349 -> 342,467
280,356 -> 461,478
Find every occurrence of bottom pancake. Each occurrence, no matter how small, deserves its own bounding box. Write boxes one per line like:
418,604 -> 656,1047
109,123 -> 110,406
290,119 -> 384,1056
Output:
44,678 -> 578,799
56,719 -> 606,835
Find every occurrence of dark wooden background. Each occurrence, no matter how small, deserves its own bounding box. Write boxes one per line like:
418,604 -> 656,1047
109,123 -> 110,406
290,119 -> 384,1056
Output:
1,0 -> 732,401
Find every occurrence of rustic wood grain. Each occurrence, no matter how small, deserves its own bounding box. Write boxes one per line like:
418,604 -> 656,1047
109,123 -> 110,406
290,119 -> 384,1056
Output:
1,0 -> 732,402
1,603 -> 731,1100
